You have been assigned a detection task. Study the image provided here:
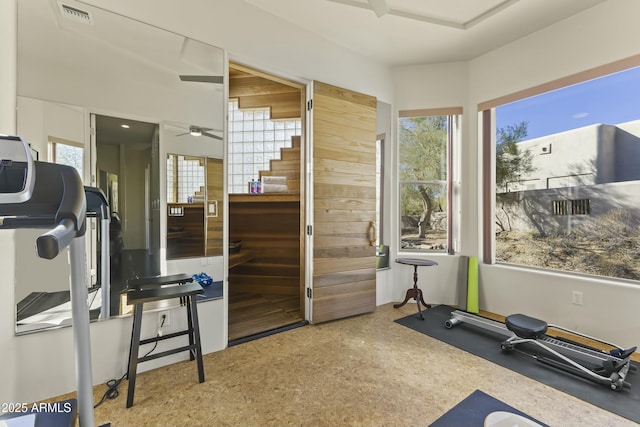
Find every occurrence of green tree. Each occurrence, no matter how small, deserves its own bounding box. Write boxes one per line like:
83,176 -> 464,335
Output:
495,122 -> 534,231
399,116 -> 447,238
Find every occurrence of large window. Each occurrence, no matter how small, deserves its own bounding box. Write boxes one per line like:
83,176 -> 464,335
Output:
398,109 -> 460,253
488,64 -> 640,281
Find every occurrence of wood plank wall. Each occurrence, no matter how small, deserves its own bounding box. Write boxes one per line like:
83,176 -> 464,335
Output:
229,200 -> 301,299
229,66 -> 302,120
167,204 -> 205,258
206,158 -> 224,256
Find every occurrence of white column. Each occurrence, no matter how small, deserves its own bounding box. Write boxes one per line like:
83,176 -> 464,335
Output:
0,0 -> 17,135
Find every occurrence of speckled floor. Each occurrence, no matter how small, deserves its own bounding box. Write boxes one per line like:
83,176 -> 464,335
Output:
59,303 -> 637,427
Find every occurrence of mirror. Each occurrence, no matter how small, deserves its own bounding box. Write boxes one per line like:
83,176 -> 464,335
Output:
15,0 -> 225,334
166,154 -> 224,259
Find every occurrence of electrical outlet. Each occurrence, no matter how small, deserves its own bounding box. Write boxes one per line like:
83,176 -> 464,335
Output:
158,311 -> 170,327
571,291 -> 583,306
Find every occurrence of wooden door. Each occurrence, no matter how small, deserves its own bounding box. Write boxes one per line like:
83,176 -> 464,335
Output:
310,81 -> 377,323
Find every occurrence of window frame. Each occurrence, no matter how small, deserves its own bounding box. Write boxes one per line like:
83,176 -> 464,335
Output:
397,107 -> 461,254
48,136 -> 84,176
376,134 -> 385,247
480,53 -> 640,279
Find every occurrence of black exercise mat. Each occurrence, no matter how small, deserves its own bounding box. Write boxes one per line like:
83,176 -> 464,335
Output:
395,305 -> 640,423
430,389 -> 548,427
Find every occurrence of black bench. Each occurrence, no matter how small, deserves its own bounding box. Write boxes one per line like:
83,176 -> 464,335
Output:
124,273 -> 204,408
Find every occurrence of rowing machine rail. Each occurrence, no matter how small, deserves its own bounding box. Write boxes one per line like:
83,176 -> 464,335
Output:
445,310 -> 635,391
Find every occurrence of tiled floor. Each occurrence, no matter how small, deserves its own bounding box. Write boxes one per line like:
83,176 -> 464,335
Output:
59,303 -> 637,426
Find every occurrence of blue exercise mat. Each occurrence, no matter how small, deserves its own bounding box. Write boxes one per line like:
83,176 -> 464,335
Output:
430,389 -> 548,427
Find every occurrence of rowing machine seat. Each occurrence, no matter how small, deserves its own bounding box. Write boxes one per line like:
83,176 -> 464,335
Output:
505,314 -> 547,339
610,346 -> 637,359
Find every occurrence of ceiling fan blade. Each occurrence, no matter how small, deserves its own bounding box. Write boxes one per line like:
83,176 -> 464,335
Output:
200,127 -> 224,133
203,132 -> 223,140
179,75 -> 224,84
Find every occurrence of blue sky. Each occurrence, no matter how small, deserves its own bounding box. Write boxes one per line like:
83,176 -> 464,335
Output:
496,66 -> 640,141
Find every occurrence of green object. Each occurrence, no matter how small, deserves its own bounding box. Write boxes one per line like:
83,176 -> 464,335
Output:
467,256 -> 479,313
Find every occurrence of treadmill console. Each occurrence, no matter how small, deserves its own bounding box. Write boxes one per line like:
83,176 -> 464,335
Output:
0,135 -> 35,203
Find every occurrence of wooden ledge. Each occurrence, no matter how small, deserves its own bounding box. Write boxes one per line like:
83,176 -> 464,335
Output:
229,193 -> 300,203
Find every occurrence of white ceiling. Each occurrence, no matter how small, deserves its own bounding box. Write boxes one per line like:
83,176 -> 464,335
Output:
245,0 -> 606,66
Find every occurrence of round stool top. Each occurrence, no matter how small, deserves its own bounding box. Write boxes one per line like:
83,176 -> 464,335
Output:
395,258 -> 438,267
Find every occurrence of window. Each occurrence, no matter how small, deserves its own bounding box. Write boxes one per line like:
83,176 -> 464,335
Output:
398,109 -> 460,253
166,154 -> 205,204
48,137 -> 83,177
227,99 -> 301,194
486,63 -> 640,281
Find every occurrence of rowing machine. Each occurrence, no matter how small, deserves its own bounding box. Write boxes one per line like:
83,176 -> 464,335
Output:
445,310 -> 636,391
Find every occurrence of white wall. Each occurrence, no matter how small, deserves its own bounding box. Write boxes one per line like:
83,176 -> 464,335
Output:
390,0 -> 640,349
16,97 -> 85,161
0,0 -> 16,134
80,0 -> 394,104
389,61 -> 470,305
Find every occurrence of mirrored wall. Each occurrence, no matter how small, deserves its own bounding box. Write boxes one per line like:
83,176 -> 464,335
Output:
166,154 -> 223,259
15,0 -> 225,334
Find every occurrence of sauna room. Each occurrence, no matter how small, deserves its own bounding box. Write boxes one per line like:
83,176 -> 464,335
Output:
226,64 -> 306,342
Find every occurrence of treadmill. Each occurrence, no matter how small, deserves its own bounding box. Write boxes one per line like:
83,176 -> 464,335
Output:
0,135 -> 96,427
85,186 -> 110,319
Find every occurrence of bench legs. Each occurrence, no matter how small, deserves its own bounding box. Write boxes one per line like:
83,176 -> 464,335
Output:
126,304 -> 144,408
126,295 -> 204,408
188,296 -> 205,383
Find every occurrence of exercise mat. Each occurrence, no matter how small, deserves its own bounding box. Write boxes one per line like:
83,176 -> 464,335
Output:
395,305 -> 640,424
430,389 -> 547,427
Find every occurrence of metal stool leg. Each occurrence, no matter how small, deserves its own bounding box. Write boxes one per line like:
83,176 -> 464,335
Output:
126,303 -> 144,408
186,297 -> 195,361
189,295 -> 205,383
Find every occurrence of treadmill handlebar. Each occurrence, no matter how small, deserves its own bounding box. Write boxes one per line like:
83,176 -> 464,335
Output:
1,136 -> 87,259
37,164 -> 87,259
54,165 -> 87,237
36,217 -> 77,260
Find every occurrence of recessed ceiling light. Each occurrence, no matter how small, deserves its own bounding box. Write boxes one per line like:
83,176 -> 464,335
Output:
121,124 -> 130,129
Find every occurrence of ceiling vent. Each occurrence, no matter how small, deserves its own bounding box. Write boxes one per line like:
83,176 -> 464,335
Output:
57,2 -> 94,25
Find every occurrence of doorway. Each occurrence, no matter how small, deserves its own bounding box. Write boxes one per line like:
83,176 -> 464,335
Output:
227,64 -> 306,342
92,113 -> 161,315
226,65 -> 378,341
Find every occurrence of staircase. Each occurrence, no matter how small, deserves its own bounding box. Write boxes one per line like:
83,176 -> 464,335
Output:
259,135 -> 300,193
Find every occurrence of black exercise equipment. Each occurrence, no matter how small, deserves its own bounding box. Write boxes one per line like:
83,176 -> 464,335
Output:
446,309 -> 636,391
85,186 -> 111,318
501,313 -> 636,391
0,135 -> 95,427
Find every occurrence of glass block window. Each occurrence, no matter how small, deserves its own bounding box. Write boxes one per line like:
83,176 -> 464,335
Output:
167,155 -> 205,203
228,99 -> 302,193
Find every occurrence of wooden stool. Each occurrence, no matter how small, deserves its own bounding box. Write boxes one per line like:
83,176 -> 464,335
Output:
124,274 -> 204,408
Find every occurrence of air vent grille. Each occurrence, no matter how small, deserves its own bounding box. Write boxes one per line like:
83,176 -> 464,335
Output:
57,2 -> 94,24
